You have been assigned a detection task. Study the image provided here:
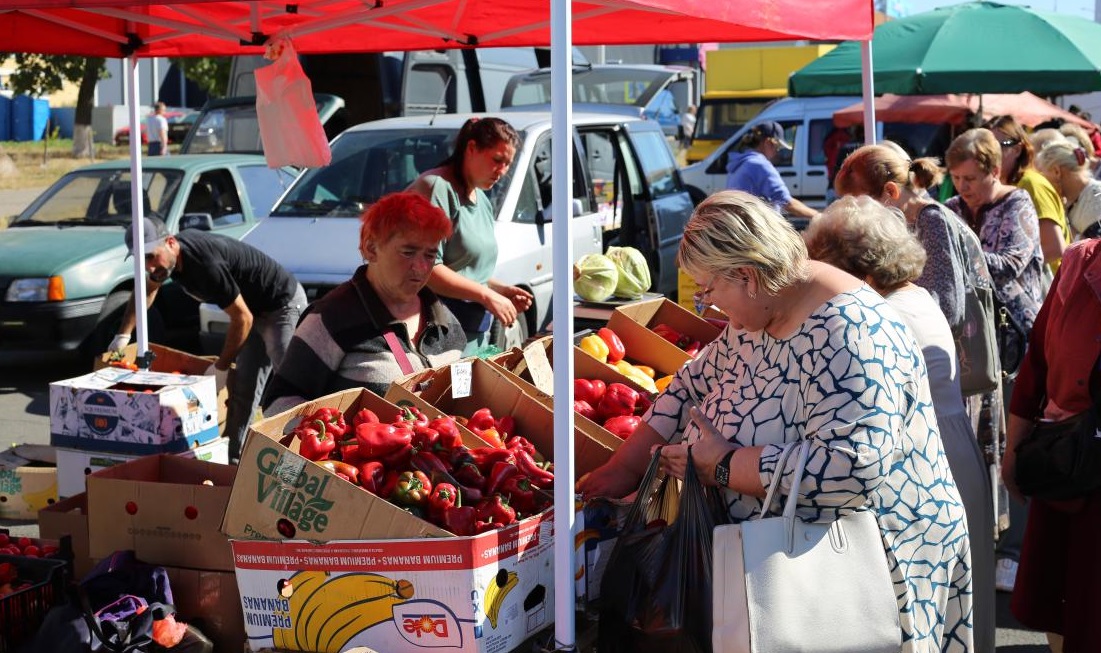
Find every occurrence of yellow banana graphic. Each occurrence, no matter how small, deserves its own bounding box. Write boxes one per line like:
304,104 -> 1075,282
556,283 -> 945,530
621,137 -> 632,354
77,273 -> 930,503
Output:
483,569 -> 519,630
22,482 -> 59,512
273,571 -> 414,653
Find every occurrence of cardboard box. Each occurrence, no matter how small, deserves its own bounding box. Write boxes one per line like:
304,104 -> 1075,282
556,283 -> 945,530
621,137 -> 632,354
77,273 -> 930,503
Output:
386,358 -> 620,472
87,455 -> 237,571
230,512 -> 554,653
38,493 -> 93,579
221,388 -> 448,543
613,297 -> 723,352
0,447 -> 58,520
50,367 -> 220,455
95,343 -> 231,437
165,565 -> 246,653
606,309 -> 695,377
56,437 -> 230,498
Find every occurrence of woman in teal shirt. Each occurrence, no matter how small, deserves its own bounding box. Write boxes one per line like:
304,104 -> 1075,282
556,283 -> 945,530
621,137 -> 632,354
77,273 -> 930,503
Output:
408,117 -> 532,354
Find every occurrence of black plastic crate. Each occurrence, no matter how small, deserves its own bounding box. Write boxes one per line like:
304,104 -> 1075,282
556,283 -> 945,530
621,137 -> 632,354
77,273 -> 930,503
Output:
0,555 -> 68,652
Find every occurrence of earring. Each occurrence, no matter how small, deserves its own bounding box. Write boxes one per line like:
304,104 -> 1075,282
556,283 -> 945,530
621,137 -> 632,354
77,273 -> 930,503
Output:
747,288 -> 757,300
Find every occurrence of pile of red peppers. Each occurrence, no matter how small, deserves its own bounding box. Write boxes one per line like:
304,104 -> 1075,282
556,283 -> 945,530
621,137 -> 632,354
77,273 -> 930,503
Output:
290,404 -> 554,536
574,379 -> 649,439
652,323 -> 702,358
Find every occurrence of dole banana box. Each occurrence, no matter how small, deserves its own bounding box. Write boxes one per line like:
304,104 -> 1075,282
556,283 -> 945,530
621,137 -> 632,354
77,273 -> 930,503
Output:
613,296 -> 724,350
0,446 -> 58,520
94,342 -> 232,437
230,511 -> 555,653
49,367 -> 219,456
55,436 -> 229,498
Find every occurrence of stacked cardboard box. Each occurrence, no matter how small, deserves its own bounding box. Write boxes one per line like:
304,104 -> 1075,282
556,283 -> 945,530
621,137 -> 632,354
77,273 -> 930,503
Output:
50,344 -> 229,497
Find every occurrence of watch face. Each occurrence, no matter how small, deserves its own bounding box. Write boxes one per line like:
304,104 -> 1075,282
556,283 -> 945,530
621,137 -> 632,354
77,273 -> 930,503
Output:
715,460 -> 729,487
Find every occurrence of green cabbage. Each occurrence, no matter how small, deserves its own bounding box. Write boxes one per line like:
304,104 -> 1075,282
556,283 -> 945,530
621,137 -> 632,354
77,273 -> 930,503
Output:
574,253 -> 619,301
606,246 -> 652,299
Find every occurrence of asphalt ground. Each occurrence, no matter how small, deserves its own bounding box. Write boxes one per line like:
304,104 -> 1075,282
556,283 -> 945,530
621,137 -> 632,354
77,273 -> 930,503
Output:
0,187 -> 1051,652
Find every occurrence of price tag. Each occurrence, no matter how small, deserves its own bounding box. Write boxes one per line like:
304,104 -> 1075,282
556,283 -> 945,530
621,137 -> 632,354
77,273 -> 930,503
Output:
451,360 -> 473,399
522,342 -> 555,395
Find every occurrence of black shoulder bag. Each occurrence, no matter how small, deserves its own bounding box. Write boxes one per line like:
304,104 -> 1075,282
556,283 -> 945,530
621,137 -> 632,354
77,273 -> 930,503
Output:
1014,356 -> 1101,500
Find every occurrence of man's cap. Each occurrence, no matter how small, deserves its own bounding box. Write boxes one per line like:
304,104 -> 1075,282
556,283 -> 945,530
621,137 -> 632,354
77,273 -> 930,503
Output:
124,216 -> 170,257
757,121 -> 792,151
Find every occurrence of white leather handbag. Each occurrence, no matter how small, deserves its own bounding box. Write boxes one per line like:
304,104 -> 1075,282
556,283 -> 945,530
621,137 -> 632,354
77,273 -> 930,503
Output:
712,440 -> 902,653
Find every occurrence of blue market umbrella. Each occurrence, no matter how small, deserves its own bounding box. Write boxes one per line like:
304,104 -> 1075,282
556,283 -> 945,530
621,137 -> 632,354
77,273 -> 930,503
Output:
789,1 -> 1101,96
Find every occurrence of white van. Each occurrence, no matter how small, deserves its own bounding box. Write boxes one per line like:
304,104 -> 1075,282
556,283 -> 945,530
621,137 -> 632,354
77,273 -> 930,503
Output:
680,96 -> 952,210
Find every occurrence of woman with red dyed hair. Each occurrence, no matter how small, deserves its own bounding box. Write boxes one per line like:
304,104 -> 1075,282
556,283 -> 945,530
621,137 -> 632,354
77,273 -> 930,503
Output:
263,192 -> 467,411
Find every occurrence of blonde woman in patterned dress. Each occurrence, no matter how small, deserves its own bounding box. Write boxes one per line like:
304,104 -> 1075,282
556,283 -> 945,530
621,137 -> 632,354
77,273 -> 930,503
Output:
579,190 -> 974,652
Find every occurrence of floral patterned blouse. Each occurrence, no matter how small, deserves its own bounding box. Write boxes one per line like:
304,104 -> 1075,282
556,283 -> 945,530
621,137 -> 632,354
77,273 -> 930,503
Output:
646,286 -> 973,651
946,189 -> 1044,334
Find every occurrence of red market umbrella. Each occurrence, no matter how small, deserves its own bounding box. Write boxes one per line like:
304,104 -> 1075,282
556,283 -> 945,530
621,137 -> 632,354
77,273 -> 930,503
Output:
833,91 -> 1098,132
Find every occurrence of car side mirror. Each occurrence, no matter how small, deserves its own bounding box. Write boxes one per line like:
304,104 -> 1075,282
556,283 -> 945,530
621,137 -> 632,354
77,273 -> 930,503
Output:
179,213 -> 214,231
537,199 -> 585,224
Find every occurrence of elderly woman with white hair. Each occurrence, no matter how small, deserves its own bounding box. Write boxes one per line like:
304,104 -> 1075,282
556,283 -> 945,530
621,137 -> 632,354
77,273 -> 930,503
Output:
579,190 -> 974,652
805,195 -> 996,653
1035,140 -> 1101,240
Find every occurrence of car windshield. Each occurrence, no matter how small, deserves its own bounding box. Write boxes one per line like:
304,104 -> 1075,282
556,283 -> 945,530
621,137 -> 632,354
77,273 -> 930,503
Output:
184,98 -> 333,155
270,128 -> 518,218
506,67 -> 672,107
12,169 -> 182,227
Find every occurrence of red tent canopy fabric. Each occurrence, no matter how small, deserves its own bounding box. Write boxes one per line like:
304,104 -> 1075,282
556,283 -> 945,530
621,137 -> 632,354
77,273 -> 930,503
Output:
833,92 -> 1097,132
0,0 -> 874,57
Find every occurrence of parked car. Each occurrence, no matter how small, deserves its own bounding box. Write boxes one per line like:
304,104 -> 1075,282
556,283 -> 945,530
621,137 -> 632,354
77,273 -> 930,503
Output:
0,155 -> 298,355
113,109 -> 194,146
198,111 -> 693,352
179,94 -> 346,155
679,96 -> 953,213
501,64 -> 698,139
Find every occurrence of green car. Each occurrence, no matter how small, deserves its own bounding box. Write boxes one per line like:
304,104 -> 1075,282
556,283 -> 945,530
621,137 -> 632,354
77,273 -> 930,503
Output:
0,154 -> 297,354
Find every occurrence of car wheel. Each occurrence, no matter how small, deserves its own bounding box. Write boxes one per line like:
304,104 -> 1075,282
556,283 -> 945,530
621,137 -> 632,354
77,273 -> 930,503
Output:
490,309 -> 530,352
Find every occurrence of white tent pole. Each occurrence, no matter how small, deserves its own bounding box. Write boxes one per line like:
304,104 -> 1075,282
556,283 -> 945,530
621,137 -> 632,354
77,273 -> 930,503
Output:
551,0 -> 577,647
861,40 -> 876,144
125,54 -> 151,364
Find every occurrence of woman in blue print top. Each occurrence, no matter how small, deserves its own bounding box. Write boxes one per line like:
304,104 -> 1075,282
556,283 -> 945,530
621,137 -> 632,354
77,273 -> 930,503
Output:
578,191 -> 974,652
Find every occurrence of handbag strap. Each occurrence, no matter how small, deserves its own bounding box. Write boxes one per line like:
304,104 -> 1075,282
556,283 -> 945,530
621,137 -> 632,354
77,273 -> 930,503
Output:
383,330 -> 415,376
758,440 -> 802,519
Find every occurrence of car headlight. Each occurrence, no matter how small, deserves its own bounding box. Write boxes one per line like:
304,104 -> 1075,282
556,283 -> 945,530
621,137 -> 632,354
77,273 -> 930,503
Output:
5,277 -> 65,302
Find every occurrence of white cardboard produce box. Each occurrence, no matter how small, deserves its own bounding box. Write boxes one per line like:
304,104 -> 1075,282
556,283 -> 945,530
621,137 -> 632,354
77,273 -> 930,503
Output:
230,512 -> 554,653
49,367 -> 219,455
56,436 -> 230,498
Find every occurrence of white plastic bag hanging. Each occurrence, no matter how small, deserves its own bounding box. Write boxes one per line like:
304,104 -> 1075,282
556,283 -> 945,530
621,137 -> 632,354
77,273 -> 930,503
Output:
255,36 -> 332,168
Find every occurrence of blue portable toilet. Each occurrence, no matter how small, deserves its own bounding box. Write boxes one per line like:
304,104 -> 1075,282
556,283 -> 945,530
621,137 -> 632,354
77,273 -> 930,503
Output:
50,107 -> 75,139
11,95 -> 50,141
0,96 -> 10,141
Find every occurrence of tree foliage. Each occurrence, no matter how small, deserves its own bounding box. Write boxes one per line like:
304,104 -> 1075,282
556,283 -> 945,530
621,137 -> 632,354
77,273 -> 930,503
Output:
172,57 -> 230,99
3,54 -> 106,97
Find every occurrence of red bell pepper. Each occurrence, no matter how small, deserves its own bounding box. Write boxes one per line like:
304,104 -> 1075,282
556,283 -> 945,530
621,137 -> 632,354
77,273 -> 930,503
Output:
485,460 -> 519,496
296,419 -> 336,462
475,427 -> 506,449
684,340 -> 702,357
410,449 -> 451,478
380,470 -> 401,498
475,520 -> 504,534
453,461 -> 487,490
318,459 -> 359,484
603,415 -> 642,440
504,435 -> 537,458
443,505 -> 477,536
429,416 -> 464,451
634,393 -> 653,416
352,408 -> 379,428
379,442 -> 414,469
411,425 -> 440,452
355,422 -> 413,459
467,407 -> 496,432
494,415 -> 516,438
573,379 -> 606,405
468,447 -> 516,475
597,383 -> 639,420
514,449 -> 555,488
499,474 -> 537,515
310,407 -> 348,440
574,399 -> 596,421
397,405 -> 430,428
427,483 -> 459,518
474,495 -> 517,526
391,470 -> 432,507
597,327 -> 626,363
358,461 -> 386,494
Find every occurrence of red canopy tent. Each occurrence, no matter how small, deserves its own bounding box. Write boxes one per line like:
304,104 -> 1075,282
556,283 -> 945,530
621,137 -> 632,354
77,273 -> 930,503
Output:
0,2 -> 873,648
833,91 -> 1098,132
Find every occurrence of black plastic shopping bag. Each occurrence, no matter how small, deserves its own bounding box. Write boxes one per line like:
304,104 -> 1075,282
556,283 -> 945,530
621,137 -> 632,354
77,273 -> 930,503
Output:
598,447 -> 728,653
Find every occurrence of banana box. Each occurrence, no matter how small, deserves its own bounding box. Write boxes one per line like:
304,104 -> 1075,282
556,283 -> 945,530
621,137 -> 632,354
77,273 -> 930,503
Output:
55,436 -> 229,498
49,367 -> 219,456
0,447 -> 58,520
230,510 -> 555,653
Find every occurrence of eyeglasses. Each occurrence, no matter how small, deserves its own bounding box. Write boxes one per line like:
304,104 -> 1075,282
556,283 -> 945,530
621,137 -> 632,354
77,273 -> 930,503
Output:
999,138 -> 1020,149
693,275 -> 717,315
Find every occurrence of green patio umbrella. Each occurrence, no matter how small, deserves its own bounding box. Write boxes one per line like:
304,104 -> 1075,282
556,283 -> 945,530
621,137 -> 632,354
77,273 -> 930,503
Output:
789,1 -> 1101,97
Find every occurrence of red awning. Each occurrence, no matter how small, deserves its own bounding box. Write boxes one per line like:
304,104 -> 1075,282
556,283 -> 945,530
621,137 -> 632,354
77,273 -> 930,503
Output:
0,0 -> 874,57
833,92 -> 1097,133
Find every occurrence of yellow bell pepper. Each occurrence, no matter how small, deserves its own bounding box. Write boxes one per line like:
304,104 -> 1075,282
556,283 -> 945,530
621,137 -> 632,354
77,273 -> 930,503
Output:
580,334 -> 609,363
634,365 -> 656,379
655,375 -> 674,392
613,360 -> 659,394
